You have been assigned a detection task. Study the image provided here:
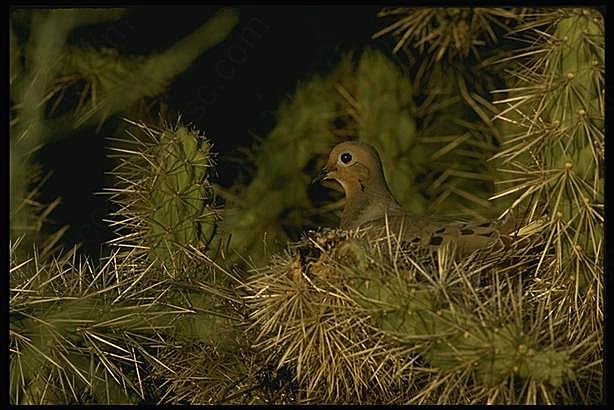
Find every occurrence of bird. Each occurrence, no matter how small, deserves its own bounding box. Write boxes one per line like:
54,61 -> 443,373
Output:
313,141 -> 508,254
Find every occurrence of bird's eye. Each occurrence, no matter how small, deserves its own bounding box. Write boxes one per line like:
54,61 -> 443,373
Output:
340,152 -> 353,164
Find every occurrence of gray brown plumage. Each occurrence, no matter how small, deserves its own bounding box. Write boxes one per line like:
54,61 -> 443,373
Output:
315,141 -> 507,254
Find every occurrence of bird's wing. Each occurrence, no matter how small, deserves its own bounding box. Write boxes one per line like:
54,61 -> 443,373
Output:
363,211 -> 502,253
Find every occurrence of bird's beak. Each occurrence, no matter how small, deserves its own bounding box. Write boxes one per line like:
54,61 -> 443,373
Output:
312,166 -> 331,184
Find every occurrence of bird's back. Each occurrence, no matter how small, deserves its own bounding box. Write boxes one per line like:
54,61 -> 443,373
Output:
352,208 -> 503,255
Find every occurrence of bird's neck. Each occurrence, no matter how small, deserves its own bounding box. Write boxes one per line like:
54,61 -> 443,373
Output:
341,183 -> 402,228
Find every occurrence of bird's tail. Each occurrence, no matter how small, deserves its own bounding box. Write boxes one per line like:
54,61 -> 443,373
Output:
496,201 -> 549,238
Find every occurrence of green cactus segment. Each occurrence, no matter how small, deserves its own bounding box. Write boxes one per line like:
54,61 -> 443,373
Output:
172,291 -> 230,343
10,9 -> 128,147
148,127 -> 214,260
487,8 -> 603,404
349,264 -> 574,389
494,10 -> 604,203
11,238 -> 250,404
426,319 -> 573,388
9,245 -> 190,404
554,12 -> 604,128
545,10 -> 604,191
106,120 -> 219,270
339,231 -> 580,394
492,8 -> 603,301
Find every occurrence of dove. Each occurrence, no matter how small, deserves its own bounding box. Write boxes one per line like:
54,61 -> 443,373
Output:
314,141 -> 505,254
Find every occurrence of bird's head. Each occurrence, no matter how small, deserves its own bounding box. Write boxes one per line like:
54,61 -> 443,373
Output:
313,141 -> 387,196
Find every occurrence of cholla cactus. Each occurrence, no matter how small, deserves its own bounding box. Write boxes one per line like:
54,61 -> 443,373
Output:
491,8 -> 604,245
373,8 -> 522,61
104,119 -> 222,274
245,217 -> 596,403
9,240 -> 192,404
10,140 -> 239,404
489,8 -> 604,402
9,8 -> 240,404
244,229 -> 404,403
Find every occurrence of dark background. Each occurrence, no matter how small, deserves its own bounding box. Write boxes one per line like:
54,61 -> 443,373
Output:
34,6 -> 390,257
